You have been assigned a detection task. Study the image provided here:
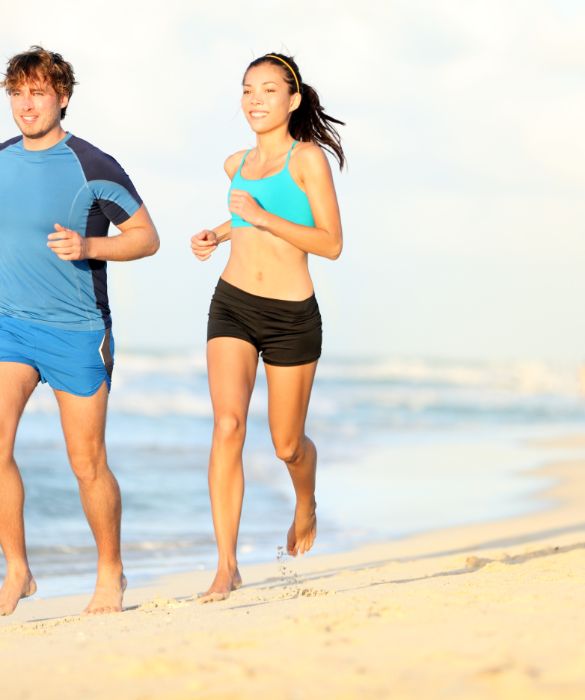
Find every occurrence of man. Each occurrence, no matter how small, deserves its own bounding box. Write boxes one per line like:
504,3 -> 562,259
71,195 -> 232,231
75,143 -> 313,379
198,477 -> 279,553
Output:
0,46 -> 159,615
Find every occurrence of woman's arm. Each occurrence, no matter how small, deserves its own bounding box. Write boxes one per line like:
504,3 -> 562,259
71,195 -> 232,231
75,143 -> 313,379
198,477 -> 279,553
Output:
212,219 -> 232,244
191,150 -> 247,261
229,145 -> 343,260
191,220 -> 231,261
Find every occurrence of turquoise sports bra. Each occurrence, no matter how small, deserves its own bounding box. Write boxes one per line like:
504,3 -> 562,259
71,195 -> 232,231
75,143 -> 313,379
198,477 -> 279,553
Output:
229,141 -> 315,229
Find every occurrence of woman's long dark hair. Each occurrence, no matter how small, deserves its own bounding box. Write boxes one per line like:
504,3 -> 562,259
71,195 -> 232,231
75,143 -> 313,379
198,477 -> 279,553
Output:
245,53 -> 346,170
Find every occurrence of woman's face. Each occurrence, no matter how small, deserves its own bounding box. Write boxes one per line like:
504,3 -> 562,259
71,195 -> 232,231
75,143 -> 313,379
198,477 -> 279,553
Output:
241,63 -> 299,134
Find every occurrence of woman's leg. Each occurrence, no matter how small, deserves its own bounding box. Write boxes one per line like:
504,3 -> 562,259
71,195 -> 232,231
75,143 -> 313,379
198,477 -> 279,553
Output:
265,361 -> 318,556
200,337 -> 258,602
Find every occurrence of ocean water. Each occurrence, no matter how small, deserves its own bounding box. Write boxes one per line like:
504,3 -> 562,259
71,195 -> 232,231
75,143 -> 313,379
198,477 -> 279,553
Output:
6,353 -> 585,597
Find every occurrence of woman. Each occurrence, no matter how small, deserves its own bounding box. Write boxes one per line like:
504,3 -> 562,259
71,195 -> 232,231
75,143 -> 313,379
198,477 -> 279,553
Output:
191,52 -> 344,602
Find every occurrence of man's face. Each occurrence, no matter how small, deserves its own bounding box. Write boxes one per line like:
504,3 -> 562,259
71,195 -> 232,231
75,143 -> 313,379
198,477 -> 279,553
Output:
9,79 -> 68,141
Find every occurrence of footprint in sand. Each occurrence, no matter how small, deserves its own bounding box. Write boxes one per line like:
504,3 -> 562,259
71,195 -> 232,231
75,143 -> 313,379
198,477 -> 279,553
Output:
299,588 -> 332,597
138,598 -> 186,613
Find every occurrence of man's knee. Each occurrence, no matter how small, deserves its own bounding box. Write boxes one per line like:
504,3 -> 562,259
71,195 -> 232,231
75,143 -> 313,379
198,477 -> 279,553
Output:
69,448 -> 107,484
0,422 -> 18,467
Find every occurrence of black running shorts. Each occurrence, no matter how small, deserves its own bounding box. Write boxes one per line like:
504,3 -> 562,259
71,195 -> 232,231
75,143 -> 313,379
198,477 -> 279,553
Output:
207,278 -> 322,366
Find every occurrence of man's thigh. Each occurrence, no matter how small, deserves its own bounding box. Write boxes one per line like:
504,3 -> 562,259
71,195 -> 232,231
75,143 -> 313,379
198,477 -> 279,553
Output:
54,382 -> 109,463
0,362 -> 39,459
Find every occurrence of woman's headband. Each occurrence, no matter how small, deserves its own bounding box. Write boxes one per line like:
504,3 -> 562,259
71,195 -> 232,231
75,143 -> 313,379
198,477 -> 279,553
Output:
265,54 -> 300,94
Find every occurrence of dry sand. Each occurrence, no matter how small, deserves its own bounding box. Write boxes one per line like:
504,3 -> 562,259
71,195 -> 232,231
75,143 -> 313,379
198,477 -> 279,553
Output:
1,437 -> 584,700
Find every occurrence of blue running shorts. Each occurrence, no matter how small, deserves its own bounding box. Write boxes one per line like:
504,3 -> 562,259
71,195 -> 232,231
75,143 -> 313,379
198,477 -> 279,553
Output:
0,315 -> 114,396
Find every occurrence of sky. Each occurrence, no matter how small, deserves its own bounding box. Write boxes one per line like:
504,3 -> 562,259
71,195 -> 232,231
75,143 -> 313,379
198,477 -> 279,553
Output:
1,0 -> 583,362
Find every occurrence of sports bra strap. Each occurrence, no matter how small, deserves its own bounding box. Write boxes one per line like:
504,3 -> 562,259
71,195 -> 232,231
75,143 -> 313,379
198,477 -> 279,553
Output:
236,142 -> 297,176
285,140 -> 298,166
236,149 -> 252,175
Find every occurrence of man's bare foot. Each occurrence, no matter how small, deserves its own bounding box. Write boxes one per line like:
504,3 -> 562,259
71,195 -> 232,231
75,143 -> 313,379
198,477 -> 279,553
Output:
198,567 -> 242,604
0,569 -> 37,616
287,499 -> 317,556
83,570 -> 127,615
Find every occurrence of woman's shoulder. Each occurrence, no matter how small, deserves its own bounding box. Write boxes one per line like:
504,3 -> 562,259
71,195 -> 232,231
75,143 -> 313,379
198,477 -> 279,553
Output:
293,141 -> 322,158
290,141 -> 331,177
224,149 -> 251,179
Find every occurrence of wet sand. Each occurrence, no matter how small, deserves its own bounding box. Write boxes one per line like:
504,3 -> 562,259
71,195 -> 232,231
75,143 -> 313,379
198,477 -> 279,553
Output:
1,437 -> 584,699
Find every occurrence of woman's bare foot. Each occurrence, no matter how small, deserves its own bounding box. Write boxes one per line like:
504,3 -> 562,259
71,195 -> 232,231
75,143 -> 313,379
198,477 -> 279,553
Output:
287,499 -> 317,556
0,568 -> 37,616
198,566 -> 242,603
83,569 -> 127,615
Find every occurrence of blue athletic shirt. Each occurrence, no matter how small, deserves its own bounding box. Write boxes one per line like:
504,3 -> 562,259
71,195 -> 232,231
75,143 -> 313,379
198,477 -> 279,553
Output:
0,133 -> 142,331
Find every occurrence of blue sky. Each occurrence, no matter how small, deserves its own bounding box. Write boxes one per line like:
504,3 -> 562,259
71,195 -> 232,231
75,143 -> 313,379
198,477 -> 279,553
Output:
1,1 -> 583,362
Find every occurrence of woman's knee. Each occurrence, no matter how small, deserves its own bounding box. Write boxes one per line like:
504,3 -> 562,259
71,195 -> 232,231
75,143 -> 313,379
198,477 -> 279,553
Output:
213,414 -> 246,444
274,436 -> 305,464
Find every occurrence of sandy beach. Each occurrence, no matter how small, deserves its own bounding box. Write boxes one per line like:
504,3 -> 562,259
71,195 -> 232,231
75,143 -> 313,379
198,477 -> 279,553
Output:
1,436 -> 584,700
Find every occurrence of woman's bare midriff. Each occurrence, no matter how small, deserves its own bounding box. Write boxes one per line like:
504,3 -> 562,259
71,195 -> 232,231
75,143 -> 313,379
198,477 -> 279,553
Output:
221,226 -> 315,300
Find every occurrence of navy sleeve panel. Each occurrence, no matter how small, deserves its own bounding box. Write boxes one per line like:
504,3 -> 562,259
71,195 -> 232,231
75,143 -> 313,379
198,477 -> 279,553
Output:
97,199 -> 134,226
85,201 -> 110,238
66,135 -> 143,224
0,136 -> 23,152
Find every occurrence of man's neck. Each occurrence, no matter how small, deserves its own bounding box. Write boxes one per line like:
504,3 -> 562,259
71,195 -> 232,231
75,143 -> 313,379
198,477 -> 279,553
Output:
22,125 -> 67,152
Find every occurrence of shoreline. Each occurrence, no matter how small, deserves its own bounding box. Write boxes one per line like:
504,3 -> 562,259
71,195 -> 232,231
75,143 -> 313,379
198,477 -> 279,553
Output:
7,424 -> 576,600
1,435 -> 584,698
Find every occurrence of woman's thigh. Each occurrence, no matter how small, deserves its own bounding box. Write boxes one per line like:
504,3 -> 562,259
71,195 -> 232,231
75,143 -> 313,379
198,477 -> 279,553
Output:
265,361 -> 318,445
207,337 -> 259,423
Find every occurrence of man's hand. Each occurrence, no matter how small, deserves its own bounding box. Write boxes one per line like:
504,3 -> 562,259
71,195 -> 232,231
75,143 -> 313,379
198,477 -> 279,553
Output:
47,224 -> 88,261
191,230 -> 218,261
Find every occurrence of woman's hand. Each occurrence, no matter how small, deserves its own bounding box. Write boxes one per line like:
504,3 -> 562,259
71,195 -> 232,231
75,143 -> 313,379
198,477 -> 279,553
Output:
191,230 -> 218,261
229,190 -> 265,227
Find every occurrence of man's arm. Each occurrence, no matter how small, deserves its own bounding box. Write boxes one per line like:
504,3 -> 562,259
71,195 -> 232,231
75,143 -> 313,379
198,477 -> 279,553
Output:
47,205 -> 160,261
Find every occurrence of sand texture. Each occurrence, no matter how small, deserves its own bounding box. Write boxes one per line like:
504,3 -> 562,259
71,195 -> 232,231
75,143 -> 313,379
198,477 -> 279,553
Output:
1,441 -> 584,699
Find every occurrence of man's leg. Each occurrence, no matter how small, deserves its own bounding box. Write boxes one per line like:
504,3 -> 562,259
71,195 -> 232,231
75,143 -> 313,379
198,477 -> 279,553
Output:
0,362 -> 39,615
54,382 -> 125,614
